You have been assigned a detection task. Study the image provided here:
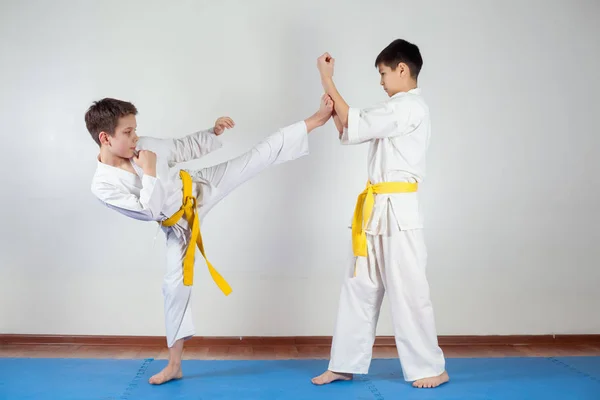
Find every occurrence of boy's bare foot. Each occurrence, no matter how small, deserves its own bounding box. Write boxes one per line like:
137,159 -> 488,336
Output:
305,94 -> 334,132
148,364 -> 183,385
412,370 -> 449,389
311,370 -> 353,385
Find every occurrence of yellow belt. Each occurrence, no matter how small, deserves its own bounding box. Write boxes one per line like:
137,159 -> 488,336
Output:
351,180 -> 418,260
161,170 -> 232,295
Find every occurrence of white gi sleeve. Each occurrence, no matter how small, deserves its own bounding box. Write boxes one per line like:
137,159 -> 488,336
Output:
138,128 -> 223,166
340,98 -> 425,145
92,175 -> 167,221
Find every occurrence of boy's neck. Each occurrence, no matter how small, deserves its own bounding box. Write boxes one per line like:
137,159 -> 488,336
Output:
400,80 -> 418,92
99,147 -> 129,168
389,80 -> 418,97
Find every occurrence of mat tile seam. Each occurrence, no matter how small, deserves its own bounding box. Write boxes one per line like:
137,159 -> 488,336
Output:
547,357 -> 600,385
118,358 -> 154,400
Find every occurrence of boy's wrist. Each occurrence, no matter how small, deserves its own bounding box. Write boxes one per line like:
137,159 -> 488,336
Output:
143,166 -> 157,177
321,76 -> 334,88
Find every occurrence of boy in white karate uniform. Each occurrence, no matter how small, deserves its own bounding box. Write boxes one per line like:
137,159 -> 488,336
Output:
312,39 -> 449,389
87,96 -> 333,385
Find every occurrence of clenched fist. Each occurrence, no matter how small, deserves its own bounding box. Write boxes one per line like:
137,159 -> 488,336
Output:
317,53 -> 335,79
133,150 -> 157,176
214,116 -> 235,135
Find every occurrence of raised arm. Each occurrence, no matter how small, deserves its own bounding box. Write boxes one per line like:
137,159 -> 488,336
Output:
317,53 -> 350,130
168,128 -> 223,164
137,117 -> 234,166
316,53 -> 424,144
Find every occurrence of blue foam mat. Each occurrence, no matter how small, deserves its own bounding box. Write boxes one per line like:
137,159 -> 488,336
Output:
0,357 -> 599,399
0,358 -> 149,400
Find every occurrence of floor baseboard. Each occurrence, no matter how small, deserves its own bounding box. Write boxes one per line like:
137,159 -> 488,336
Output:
2,334 -> 599,347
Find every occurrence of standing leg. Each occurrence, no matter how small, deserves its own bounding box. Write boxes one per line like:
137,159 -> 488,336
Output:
149,339 -> 183,385
378,228 -> 449,388
312,239 -> 385,384
149,229 -> 193,385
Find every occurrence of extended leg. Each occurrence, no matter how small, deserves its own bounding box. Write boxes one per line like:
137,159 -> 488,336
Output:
191,121 -> 309,218
190,95 -> 333,218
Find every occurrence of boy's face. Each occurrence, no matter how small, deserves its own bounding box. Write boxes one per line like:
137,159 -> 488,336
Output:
378,63 -> 407,97
100,114 -> 139,159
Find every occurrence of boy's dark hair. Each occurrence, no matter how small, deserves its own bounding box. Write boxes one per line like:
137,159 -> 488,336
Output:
375,39 -> 423,79
85,98 -> 138,146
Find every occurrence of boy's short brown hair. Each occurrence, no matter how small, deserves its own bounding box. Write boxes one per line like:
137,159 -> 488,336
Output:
85,98 -> 137,146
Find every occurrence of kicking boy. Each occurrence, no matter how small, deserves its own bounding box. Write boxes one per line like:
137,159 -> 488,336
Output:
311,39 -> 449,389
87,95 -> 333,385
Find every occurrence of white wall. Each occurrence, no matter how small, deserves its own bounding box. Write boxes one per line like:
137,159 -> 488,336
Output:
1,0 -> 599,338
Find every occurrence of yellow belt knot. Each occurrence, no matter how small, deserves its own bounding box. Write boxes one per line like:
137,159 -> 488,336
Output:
161,170 -> 232,295
351,180 -> 419,270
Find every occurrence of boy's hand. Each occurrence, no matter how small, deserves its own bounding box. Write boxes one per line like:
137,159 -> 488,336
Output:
134,150 -> 157,176
317,53 -> 335,79
214,116 -> 235,136
322,93 -> 335,114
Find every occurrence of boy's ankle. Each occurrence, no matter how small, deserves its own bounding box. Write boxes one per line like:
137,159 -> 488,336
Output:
304,116 -> 319,133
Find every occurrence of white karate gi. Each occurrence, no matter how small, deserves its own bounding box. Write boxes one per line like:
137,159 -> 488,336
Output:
91,121 -> 309,347
329,88 -> 446,381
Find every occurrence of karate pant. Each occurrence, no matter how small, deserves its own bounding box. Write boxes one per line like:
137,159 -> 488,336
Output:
328,227 -> 446,381
162,121 -> 309,348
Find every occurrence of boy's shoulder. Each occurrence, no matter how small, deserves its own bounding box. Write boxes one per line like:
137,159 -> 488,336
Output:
389,88 -> 425,103
387,88 -> 429,115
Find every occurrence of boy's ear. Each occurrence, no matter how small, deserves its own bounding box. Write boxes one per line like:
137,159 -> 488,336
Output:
399,62 -> 412,77
394,62 -> 406,76
99,131 -> 111,146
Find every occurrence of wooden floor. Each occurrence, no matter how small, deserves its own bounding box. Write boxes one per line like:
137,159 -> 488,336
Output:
2,343 -> 600,360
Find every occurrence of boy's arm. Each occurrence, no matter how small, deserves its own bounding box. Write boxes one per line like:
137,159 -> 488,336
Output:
168,128 -> 223,164
321,77 -> 350,129
320,73 -> 354,141
317,53 -> 423,145
332,110 -> 344,137
92,159 -> 168,222
93,178 -> 167,221
317,54 -> 350,128
342,99 -> 425,145
139,129 -> 223,167
322,79 -> 352,141
137,116 -> 234,166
